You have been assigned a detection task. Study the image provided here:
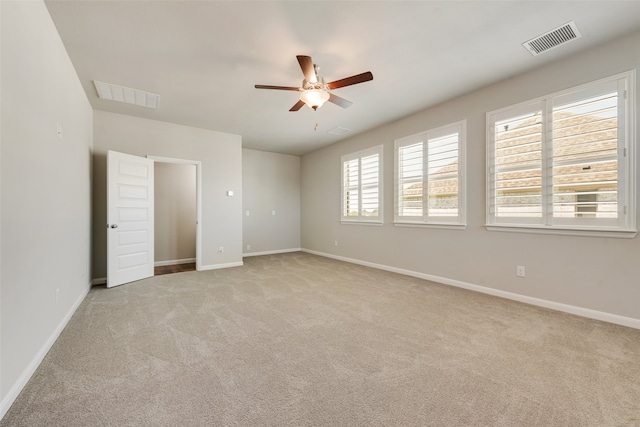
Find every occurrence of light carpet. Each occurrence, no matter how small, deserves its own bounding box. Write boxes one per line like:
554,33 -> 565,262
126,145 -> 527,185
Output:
2,252 -> 639,426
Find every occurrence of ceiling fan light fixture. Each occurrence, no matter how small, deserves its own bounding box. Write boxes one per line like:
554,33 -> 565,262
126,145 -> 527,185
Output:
299,89 -> 330,110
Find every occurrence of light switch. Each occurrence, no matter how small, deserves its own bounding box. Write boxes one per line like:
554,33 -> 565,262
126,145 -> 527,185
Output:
226,190 -> 233,196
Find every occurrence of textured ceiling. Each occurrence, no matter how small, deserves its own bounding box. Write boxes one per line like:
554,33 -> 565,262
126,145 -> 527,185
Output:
44,1 -> 640,155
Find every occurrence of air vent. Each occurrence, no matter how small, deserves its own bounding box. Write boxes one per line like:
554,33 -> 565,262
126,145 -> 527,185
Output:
93,81 -> 160,109
523,21 -> 581,56
328,126 -> 351,136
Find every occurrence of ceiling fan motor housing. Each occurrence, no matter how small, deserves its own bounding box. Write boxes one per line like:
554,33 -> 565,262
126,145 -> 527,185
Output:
302,78 -> 329,91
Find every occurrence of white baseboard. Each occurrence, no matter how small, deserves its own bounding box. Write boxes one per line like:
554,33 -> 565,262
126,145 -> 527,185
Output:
154,258 -> 196,267
199,261 -> 244,271
301,248 -> 640,330
0,283 -> 91,420
92,257 -> 240,284
243,248 -> 301,258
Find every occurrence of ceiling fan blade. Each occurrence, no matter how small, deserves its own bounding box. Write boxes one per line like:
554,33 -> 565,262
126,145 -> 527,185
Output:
289,100 -> 305,112
255,85 -> 300,91
296,55 -> 317,83
329,93 -> 353,109
327,71 -> 373,90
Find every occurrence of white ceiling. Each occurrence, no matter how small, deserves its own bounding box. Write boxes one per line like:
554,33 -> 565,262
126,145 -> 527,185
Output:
44,1 -> 640,156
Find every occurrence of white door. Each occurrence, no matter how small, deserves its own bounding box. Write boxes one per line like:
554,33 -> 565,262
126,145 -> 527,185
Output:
107,150 -> 154,288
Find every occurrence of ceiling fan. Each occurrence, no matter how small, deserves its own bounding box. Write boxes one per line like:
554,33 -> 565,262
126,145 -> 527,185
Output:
255,55 -> 373,111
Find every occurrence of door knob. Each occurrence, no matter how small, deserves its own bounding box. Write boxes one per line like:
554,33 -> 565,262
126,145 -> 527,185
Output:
110,224 -> 118,229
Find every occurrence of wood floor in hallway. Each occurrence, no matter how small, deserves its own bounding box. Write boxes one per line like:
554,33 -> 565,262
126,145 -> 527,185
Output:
154,262 -> 196,276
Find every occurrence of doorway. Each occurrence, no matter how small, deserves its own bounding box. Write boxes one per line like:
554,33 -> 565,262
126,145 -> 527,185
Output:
148,156 -> 202,274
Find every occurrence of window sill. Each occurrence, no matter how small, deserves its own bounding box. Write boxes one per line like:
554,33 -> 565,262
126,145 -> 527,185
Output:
341,220 -> 384,226
394,221 -> 467,230
485,224 -> 637,239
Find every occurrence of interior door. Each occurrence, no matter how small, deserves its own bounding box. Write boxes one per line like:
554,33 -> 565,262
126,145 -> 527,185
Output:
107,150 -> 154,288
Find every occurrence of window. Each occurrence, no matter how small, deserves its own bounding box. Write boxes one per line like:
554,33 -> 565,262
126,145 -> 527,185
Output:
487,71 -> 636,237
394,121 -> 466,227
341,145 -> 383,223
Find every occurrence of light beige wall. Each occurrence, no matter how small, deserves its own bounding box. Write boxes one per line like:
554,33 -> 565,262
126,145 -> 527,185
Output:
302,30 -> 640,322
243,149 -> 300,255
0,1 -> 4,412
93,111 -> 242,278
1,0 -> 93,413
154,162 -> 196,263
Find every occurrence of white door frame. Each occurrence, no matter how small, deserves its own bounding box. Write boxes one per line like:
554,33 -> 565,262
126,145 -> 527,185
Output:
148,155 -> 202,271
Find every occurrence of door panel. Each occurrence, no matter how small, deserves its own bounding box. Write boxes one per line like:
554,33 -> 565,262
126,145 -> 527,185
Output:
107,150 -> 154,287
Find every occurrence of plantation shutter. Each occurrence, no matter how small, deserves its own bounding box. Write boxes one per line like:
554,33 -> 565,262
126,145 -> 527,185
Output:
551,82 -> 619,224
342,158 -> 359,218
395,122 -> 465,225
427,131 -> 460,217
487,71 -> 634,235
490,104 -> 544,222
341,146 -> 383,223
397,141 -> 424,218
360,153 -> 380,217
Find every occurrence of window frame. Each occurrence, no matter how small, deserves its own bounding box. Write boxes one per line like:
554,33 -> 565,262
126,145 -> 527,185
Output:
341,145 -> 384,225
486,70 -> 636,238
394,120 -> 467,229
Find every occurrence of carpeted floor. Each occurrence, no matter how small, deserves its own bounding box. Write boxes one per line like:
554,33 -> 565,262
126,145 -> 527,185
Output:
3,252 -> 640,426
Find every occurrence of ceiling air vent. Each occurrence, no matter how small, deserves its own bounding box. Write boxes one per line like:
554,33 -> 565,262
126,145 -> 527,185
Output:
523,21 -> 581,56
94,80 -> 160,109
328,126 -> 351,136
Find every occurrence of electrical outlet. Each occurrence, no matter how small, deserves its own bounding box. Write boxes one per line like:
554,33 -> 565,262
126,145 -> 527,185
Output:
56,123 -> 63,140
272,210 -> 276,216
246,244 -> 251,251
334,240 -> 338,247
55,288 -> 60,304
218,246 -> 224,253
245,210 -> 250,216
516,265 -> 526,278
